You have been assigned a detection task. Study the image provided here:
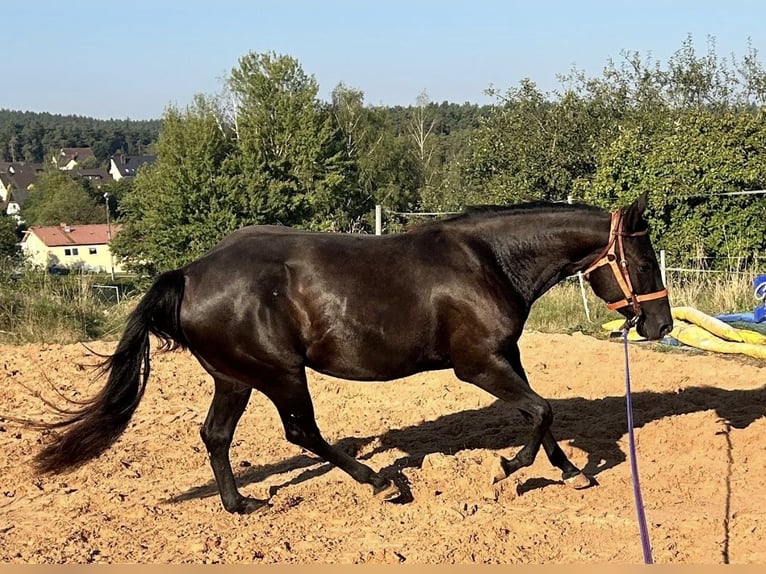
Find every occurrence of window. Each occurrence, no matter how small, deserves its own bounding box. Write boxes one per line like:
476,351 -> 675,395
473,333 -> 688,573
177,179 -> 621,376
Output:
64,248 -> 79,256
89,247 -> 97,255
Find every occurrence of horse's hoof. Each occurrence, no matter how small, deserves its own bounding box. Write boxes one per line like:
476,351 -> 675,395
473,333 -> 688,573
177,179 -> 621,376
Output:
373,481 -> 401,501
490,457 -> 507,484
564,472 -> 591,490
228,497 -> 270,515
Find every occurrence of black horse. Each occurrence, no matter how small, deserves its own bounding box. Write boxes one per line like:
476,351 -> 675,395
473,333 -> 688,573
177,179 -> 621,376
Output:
34,193 -> 672,514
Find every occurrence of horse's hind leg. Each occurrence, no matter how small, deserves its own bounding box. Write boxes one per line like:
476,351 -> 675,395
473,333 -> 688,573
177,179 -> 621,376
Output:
200,377 -> 267,514
266,370 -> 400,501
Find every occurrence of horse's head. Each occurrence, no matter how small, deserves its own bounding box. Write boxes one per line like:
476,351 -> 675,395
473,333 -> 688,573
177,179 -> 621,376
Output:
584,192 -> 673,340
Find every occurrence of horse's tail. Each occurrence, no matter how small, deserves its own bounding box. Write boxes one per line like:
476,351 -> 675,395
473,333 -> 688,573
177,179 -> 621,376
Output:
35,269 -> 189,474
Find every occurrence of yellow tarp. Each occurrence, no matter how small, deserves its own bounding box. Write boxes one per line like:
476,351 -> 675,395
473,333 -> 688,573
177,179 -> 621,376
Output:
670,322 -> 766,360
602,307 -> 766,359
601,319 -> 646,341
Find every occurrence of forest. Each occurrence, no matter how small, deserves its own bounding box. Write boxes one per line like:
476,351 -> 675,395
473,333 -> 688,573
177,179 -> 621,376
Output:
2,35 -> 766,274
0,110 -> 160,163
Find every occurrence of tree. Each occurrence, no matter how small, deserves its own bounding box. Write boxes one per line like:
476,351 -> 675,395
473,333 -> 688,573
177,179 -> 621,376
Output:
406,90 -> 436,190
0,214 -> 20,259
331,83 -> 373,162
456,79 -> 614,206
227,52 -> 356,230
114,52 -> 367,273
407,33 -> 766,274
100,177 -> 133,219
585,108 -> 766,265
329,83 -> 421,220
0,109 -> 161,163
112,96 -> 237,274
21,170 -> 104,227
75,156 -> 101,169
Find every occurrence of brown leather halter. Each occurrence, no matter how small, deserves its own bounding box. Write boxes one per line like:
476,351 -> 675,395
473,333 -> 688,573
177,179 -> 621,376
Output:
582,211 -> 668,316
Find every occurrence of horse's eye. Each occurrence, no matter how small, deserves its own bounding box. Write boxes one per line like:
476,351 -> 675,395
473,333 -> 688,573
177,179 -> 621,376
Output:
637,263 -> 652,273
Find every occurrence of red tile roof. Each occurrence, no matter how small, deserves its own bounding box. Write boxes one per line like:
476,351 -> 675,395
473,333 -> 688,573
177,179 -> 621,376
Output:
24,223 -> 121,247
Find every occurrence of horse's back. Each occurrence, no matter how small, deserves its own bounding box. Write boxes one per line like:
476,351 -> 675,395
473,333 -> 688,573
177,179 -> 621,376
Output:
190,223 -> 472,279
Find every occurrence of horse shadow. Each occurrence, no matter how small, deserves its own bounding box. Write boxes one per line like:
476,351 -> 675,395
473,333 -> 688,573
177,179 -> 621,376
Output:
166,384 -> 766,506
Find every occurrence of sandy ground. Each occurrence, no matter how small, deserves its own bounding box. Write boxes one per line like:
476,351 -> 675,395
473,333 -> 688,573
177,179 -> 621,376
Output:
0,331 -> 764,564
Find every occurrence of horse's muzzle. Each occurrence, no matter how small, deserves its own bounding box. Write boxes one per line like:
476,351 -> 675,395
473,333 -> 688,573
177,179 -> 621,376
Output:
636,315 -> 673,340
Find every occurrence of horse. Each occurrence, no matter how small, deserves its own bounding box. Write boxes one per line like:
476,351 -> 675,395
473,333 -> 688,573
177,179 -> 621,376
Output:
33,192 -> 672,514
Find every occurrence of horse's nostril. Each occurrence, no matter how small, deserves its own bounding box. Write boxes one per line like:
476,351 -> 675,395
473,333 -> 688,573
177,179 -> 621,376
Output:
659,323 -> 673,338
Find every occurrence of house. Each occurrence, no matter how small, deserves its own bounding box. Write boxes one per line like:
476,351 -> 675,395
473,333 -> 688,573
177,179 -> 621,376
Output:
74,167 -> 112,187
53,147 -> 95,170
0,161 -> 21,174
0,162 -> 44,220
108,152 -> 156,180
4,188 -> 31,219
21,223 -> 123,274
0,172 -> 13,204
0,162 -> 43,201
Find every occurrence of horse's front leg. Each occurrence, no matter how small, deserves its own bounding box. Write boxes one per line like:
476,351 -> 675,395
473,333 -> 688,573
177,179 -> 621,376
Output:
506,348 -> 591,489
517,411 -> 590,489
453,344 -> 589,490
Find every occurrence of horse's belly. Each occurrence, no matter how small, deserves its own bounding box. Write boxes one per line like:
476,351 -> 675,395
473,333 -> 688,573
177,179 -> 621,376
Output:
305,327 -> 444,381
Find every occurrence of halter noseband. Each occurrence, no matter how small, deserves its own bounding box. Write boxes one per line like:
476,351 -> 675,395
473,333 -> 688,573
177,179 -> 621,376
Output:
582,211 -> 668,316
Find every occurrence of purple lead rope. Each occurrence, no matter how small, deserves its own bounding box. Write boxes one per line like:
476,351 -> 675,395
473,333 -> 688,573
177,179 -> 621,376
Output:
622,327 -> 654,564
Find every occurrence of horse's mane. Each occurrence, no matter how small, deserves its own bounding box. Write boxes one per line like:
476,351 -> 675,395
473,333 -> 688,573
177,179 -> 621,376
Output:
415,200 -> 604,229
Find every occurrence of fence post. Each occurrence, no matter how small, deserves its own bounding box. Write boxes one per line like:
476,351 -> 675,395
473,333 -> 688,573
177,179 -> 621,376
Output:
375,205 -> 382,236
660,249 -> 667,287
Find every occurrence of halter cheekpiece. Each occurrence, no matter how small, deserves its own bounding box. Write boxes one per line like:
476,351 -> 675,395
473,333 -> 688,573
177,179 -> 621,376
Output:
582,210 -> 668,316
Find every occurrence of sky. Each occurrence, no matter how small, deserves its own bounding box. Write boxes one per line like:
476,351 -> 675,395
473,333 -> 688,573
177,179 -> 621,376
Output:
4,0 -> 766,120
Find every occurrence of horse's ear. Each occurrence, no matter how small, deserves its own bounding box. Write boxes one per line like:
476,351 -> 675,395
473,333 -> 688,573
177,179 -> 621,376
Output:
623,192 -> 648,231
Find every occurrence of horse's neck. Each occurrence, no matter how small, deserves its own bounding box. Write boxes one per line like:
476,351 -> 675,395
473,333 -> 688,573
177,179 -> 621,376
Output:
481,210 -> 611,305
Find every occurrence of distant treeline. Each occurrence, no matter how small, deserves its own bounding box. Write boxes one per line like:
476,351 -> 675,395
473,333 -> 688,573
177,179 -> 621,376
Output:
0,110 -> 162,163
0,102 -> 489,167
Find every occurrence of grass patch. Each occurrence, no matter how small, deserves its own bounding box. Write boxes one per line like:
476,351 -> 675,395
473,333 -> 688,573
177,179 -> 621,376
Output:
0,262 -> 137,345
664,271 -> 758,316
527,277 -> 615,336
527,272 -> 760,337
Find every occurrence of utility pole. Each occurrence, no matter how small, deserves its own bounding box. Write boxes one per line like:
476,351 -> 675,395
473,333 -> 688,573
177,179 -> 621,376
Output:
104,192 -> 115,280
